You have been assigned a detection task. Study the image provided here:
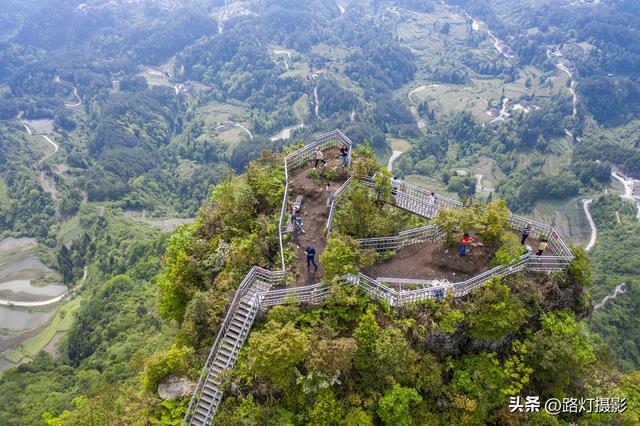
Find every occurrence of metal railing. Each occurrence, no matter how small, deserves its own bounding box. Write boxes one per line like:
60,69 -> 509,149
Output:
326,177 -> 352,234
284,129 -> 352,171
186,130 -> 576,425
277,158 -> 290,272
183,267 -> 283,425
279,130 -> 353,268
356,176 -> 573,260
356,224 -> 442,252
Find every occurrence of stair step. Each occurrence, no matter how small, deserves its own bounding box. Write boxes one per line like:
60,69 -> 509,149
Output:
195,406 -> 210,419
190,412 -> 206,425
213,359 -> 229,371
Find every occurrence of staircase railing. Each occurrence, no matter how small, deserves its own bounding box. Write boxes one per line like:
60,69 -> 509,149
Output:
185,130 -> 576,426
183,267 -> 283,426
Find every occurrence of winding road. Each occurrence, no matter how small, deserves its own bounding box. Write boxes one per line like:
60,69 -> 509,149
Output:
54,76 -> 81,108
582,199 -> 597,251
313,84 -> 320,117
594,283 -> 627,311
22,123 -> 59,165
387,150 -> 404,173
236,123 -> 253,139
0,267 -> 87,307
612,172 -> 640,219
273,49 -> 291,71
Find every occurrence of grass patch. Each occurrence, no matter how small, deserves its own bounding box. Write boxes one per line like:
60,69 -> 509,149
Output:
194,102 -> 251,152
11,296 -> 81,359
293,95 -> 310,123
389,138 -> 412,152
58,214 -> 82,245
3,350 -> 24,364
531,196 -> 589,245
404,174 -> 460,200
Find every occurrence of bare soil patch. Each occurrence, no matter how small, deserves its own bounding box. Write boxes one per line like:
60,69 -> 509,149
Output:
364,231 -> 544,284
288,150 -> 348,286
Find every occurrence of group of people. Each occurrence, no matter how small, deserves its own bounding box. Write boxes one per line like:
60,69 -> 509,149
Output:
314,146 -> 350,169
458,223 -> 549,258
288,204 -> 319,272
292,145 -> 351,275
520,223 -> 548,256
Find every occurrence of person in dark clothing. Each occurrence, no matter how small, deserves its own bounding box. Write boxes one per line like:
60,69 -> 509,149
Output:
305,246 -> 318,270
340,146 -> 349,168
521,223 -> 532,245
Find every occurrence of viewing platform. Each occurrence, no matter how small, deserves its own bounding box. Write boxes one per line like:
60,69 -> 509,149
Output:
183,130 -> 574,426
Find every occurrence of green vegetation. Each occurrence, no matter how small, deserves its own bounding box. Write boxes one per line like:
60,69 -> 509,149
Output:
587,195 -> 640,371
5,297 -> 81,365
211,258 -> 637,425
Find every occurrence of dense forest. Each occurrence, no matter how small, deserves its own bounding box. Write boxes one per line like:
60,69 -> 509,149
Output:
2,150 -> 637,425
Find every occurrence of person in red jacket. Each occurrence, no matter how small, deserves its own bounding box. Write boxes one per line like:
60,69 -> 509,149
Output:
459,232 -> 474,257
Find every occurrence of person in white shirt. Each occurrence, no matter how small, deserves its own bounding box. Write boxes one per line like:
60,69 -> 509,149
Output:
314,148 -> 326,168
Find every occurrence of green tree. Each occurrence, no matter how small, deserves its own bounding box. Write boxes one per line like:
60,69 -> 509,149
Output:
320,235 -> 361,279
502,340 -> 534,397
246,321 -> 309,388
527,311 -> 596,397
377,385 -> 422,426
182,291 -> 212,347
352,309 -> 380,376
490,232 -> 524,267
374,326 -> 415,386
157,224 -> 198,322
448,353 -> 507,425
57,245 -> 74,284
308,391 -> 343,426
415,353 -> 444,398
305,337 -> 358,375
142,344 -> 194,393
465,276 -> 527,341
567,247 -> 591,287
343,407 -> 373,426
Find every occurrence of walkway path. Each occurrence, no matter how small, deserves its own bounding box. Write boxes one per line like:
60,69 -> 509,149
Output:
289,152 -> 347,285
594,283 -> 627,311
582,199 -> 597,251
54,76 -> 81,108
387,150 -> 403,173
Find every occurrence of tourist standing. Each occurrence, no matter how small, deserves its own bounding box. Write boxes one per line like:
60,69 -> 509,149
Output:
294,208 -> 305,234
314,148 -> 327,168
390,176 -> 399,196
536,238 -> 548,256
340,146 -> 349,168
521,223 -> 532,245
305,246 -> 318,270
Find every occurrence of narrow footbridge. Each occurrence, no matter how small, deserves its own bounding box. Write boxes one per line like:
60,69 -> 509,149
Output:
183,130 -> 574,425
